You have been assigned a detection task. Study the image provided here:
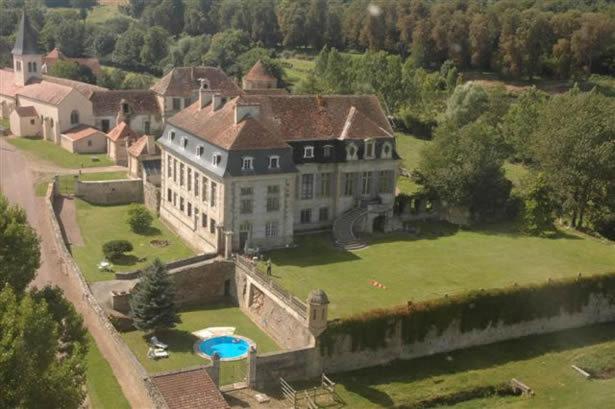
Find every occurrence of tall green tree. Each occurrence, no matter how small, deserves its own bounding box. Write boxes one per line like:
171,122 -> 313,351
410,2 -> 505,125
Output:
501,87 -> 547,162
0,193 -> 40,294
531,90 -> 615,228
202,29 -> 250,75
517,172 -> 557,235
112,25 -> 145,69
48,59 -> 96,84
129,259 -> 180,333
445,82 -> 490,128
140,27 -> 169,68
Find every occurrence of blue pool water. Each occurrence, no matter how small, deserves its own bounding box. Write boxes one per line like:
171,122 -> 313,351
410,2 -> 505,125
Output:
198,336 -> 250,359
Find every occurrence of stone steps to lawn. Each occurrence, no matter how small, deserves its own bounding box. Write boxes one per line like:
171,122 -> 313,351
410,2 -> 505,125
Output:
333,208 -> 368,250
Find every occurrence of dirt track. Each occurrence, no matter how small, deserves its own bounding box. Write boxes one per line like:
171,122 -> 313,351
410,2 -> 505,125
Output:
0,138 -> 151,408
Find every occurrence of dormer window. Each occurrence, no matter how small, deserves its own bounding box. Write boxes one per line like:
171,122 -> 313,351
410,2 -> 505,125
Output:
196,146 -> 204,157
182,137 -> 188,149
381,142 -> 392,159
304,146 -> 314,159
212,153 -> 222,166
122,103 -> 129,114
170,131 -> 176,141
323,145 -> 333,158
242,157 -> 254,170
364,139 -> 375,159
269,155 -> 280,169
346,143 -> 358,160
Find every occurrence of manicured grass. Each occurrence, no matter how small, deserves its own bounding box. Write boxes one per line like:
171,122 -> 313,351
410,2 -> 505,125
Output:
324,323 -> 615,408
504,162 -> 530,187
72,199 -> 195,282
120,304 -> 279,385
35,172 -> 129,197
263,223 -> 615,318
86,334 -> 130,409
8,138 -> 114,168
86,5 -> 125,24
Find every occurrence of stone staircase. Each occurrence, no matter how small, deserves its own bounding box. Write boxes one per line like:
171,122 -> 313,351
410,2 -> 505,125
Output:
333,208 -> 368,250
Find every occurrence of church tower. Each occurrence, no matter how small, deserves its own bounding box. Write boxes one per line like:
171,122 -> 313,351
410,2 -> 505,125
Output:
12,11 -> 42,86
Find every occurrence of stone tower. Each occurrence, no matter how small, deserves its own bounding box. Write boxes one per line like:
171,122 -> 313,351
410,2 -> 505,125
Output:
307,289 -> 329,336
12,11 -> 43,87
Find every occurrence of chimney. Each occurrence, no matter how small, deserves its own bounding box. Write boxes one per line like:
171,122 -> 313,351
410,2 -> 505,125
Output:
198,78 -> 211,110
212,94 -> 225,111
234,102 -> 260,124
146,134 -> 156,155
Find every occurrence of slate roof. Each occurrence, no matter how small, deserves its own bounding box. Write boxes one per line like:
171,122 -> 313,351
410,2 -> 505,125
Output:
151,67 -> 241,97
14,106 -> 37,117
151,368 -> 230,409
167,94 -> 394,151
106,121 -> 141,142
62,125 -> 103,141
90,90 -> 160,117
244,60 -> 276,81
12,12 -> 41,56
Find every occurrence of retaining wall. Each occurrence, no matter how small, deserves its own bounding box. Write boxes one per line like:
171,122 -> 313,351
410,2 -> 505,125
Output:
144,181 -> 160,215
75,178 -> 143,205
45,180 -> 166,408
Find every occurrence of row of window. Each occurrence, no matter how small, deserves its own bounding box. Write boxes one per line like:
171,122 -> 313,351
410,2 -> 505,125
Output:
299,207 -> 329,224
166,188 -> 217,235
301,141 -> 393,161
239,184 -> 281,215
15,61 -> 38,73
298,170 -> 394,199
238,220 -> 279,239
166,154 -> 217,207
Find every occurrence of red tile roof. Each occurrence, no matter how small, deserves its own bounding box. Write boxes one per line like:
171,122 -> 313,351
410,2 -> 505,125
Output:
151,368 -> 230,409
128,134 -> 160,157
0,69 -> 22,98
42,75 -> 107,99
90,90 -> 160,117
107,121 -> 141,142
14,106 -> 37,117
62,125 -> 103,141
168,94 -> 394,151
18,81 -> 75,105
244,60 -> 276,81
151,67 -> 242,97
244,88 -> 288,96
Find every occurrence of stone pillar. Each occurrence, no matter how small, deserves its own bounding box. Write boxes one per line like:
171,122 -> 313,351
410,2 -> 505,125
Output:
210,352 -> 221,386
307,289 -> 329,336
247,345 -> 257,389
224,231 -> 233,259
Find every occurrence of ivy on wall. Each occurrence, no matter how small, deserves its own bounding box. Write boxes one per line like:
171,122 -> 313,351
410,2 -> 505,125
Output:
320,272 -> 615,356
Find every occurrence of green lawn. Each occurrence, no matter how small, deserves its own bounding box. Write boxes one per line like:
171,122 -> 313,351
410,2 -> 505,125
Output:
121,304 -> 279,385
324,323 -> 615,408
263,223 -> 615,318
35,172 -> 129,197
86,334 -> 130,409
86,5 -> 125,24
278,57 -> 316,86
8,138 -> 114,168
72,199 -> 195,282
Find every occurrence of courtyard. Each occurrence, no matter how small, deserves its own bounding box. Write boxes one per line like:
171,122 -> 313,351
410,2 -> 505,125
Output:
263,222 -> 615,318
69,198 -> 195,282
120,304 -> 279,385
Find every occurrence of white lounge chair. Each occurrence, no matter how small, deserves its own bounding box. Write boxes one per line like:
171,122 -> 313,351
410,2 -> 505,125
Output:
150,336 -> 168,350
147,347 -> 169,359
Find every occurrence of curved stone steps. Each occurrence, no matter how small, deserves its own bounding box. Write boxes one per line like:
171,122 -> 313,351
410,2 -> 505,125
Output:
333,208 -> 368,250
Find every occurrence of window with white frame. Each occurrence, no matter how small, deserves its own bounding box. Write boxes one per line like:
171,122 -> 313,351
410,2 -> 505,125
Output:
269,155 -> 279,168
241,187 -> 253,196
346,143 -> 358,160
381,142 -> 392,159
170,131 -> 176,141
343,173 -> 355,196
323,145 -> 333,158
364,139 -> 375,159
319,173 -> 332,197
303,146 -> 314,158
301,174 -> 314,200
265,221 -> 279,238
212,153 -> 222,166
240,199 -> 253,214
361,171 -> 372,195
242,157 -> 254,170
182,137 -> 188,149
196,146 -> 204,157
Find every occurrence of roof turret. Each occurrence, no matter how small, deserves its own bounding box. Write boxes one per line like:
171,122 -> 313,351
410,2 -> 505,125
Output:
12,11 -> 41,56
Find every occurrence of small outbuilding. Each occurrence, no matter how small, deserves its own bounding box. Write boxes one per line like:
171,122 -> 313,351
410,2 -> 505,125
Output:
106,121 -> 140,165
9,105 -> 40,137
242,60 -> 278,90
60,125 -> 107,153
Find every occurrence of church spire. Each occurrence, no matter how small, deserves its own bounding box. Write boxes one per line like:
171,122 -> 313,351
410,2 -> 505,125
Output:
12,11 -> 41,56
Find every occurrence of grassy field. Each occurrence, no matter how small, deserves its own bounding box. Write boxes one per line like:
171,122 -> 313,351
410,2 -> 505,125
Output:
317,323 -> 615,408
263,223 -> 615,318
8,138 -> 114,168
86,335 -> 130,409
72,199 -> 194,282
86,5 -> 124,24
35,171 -> 129,196
278,57 -> 315,86
121,304 -> 278,385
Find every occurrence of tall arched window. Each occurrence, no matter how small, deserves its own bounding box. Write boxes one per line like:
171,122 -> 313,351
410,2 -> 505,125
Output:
70,110 -> 79,125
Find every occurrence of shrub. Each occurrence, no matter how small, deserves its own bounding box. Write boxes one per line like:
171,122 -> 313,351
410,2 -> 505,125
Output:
102,240 -> 133,261
127,204 -> 153,234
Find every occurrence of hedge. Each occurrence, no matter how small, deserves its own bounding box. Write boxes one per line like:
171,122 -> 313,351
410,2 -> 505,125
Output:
320,272 -> 615,355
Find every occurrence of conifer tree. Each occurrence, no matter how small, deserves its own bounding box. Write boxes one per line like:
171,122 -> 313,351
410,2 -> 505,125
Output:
129,258 -> 180,333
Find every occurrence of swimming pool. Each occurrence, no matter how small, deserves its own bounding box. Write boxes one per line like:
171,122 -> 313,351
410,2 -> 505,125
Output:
196,336 -> 253,361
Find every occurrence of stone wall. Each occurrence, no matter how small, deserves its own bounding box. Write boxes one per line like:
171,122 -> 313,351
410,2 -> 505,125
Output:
251,292 -> 615,390
75,178 -> 143,205
144,181 -> 161,215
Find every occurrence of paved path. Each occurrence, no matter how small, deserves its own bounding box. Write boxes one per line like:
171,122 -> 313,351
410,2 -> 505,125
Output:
55,196 -> 85,247
0,137 -> 151,408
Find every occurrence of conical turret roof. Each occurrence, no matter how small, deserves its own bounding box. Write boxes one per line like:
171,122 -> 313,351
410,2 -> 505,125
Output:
12,11 -> 41,56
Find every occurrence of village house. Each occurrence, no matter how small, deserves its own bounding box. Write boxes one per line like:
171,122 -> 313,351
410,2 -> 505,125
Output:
42,47 -> 103,78
158,87 -> 399,254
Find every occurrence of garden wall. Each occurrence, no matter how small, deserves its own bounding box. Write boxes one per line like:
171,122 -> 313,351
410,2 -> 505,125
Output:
144,181 -> 161,215
251,275 -> 615,389
75,178 -> 143,205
